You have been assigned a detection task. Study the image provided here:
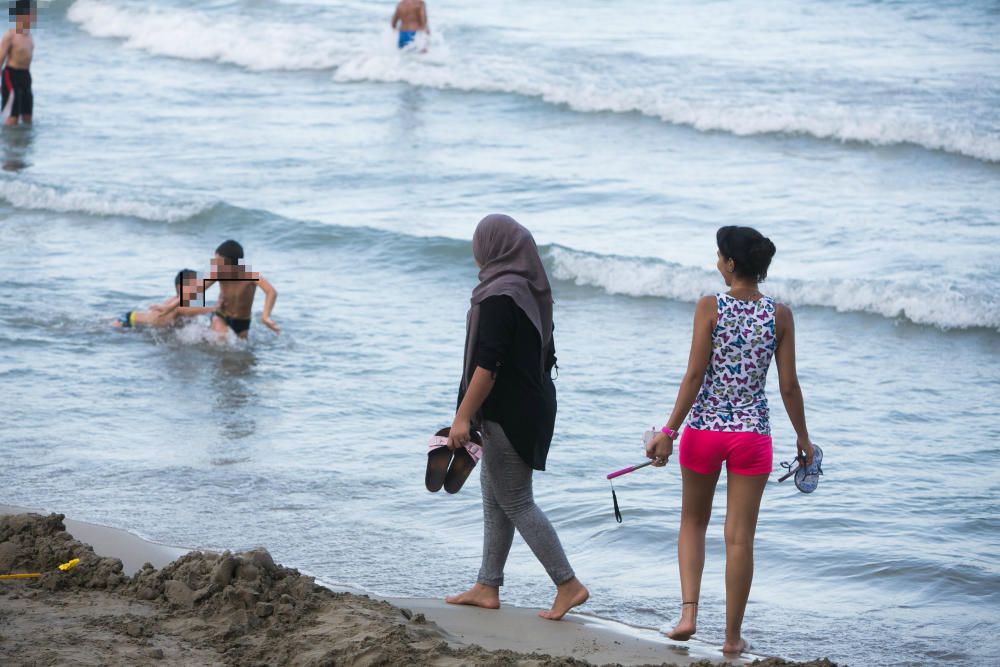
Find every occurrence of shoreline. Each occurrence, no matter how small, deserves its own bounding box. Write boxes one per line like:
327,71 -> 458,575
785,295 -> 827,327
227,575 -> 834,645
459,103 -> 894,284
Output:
0,504 -> 825,666
0,504 -> 188,576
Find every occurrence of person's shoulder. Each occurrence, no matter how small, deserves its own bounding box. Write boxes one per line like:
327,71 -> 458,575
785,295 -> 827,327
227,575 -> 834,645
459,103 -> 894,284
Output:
695,293 -> 718,311
772,300 -> 794,326
697,293 -> 718,306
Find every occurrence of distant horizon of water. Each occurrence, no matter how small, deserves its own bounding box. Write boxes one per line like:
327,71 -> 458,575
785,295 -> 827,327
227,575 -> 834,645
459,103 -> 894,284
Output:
2,1 -> 998,665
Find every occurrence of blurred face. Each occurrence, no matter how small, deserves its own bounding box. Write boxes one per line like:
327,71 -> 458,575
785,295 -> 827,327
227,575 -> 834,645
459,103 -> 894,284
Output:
210,253 -> 237,277
177,276 -> 201,306
717,249 -> 735,286
14,9 -> 33,31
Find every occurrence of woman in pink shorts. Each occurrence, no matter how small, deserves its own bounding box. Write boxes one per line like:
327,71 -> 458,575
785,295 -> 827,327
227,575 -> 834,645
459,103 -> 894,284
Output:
645,226 -> 815,655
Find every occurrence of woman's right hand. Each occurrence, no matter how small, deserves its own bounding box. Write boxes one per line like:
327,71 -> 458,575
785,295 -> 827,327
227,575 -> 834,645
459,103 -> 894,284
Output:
796,437 -> 814,467
646,431 -> 673,467
448,415 -> 472,450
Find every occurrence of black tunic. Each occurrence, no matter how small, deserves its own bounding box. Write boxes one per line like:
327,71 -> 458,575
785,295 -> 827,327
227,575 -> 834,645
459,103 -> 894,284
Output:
458,295 -> 557,470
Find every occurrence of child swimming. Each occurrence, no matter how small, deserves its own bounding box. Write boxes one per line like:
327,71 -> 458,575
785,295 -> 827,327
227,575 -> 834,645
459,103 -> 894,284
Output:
112,269 -> 213,329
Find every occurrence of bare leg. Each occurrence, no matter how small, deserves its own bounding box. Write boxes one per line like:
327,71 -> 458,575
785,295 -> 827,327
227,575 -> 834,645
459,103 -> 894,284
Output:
722,472 -> 768,654
209,314 -> 230,336
21,115 -> 30,124
667,465 -> 720,640
3,116 -> 17,127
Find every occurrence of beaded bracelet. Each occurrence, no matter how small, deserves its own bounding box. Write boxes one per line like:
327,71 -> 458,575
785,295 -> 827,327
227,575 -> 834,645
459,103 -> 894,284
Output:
661,426 -> 680,440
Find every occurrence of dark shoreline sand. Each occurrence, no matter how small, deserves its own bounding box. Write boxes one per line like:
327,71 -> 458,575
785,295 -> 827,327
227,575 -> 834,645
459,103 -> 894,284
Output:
0,509 -> 836,666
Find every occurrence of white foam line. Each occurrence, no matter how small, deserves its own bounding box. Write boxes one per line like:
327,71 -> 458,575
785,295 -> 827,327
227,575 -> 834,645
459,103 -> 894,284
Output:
67,0 -> 357,71
0,180 -> 211,222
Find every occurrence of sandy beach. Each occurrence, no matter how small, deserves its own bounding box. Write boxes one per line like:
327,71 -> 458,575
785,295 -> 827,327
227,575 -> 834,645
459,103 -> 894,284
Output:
0,508 -> 835,666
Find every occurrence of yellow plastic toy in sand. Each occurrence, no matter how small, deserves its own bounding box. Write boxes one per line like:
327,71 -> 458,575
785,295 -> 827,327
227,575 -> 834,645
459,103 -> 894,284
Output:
58,558 -> 81,572
0,558 -> 80,580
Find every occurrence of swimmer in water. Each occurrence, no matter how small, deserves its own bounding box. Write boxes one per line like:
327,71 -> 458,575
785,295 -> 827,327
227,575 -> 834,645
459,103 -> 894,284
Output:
391,0 -> 429,50
201,240 -> 279,339
1,0 -> 36,125
112,269 -> 213,329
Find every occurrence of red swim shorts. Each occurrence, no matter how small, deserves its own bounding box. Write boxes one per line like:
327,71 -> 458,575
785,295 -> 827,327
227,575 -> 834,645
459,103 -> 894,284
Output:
679,427 -> 773,476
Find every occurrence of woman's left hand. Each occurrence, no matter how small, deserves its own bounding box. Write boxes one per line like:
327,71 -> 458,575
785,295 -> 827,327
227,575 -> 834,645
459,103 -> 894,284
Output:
448,415 -> 471,449
646,431 -> 673,467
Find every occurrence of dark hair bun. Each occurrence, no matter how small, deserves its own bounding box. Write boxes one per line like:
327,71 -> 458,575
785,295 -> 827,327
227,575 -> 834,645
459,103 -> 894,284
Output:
749,237 -> 776,261
716,226 -> 776,282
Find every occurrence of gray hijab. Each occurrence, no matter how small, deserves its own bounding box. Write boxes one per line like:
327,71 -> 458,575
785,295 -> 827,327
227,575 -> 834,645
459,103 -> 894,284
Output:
462,214 -> 553,394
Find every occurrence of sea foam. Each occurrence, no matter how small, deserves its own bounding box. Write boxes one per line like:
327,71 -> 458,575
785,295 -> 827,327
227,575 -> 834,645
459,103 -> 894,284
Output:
546,245 -> 1000,332
0,180 -> 212,223
334,51 -> 1000,164
67,0 -> 356,71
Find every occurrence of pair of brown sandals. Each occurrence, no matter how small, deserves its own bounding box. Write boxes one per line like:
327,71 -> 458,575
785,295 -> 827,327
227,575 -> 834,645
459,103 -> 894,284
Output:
425,427 -> 483,494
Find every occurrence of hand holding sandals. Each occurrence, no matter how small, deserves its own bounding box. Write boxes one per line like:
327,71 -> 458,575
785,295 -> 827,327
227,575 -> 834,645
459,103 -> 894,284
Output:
448,415 -> 473,450
427,425 -> 483,494
796,435 -> 814,467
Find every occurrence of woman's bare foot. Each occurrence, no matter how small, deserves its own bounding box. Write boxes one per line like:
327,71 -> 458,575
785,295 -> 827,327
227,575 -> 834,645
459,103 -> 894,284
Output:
665,602 -> 697,641
666,618 -> 697,641
538,577 -> 589,620
722,637 -> 748,655
445,583 -> 500,610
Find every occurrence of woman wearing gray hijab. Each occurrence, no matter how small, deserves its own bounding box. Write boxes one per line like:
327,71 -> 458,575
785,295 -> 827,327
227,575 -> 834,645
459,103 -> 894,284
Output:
445,214 -> 589,620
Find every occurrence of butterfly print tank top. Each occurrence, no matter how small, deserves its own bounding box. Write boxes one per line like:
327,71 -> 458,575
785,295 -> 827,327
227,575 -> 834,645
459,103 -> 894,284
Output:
688,293 -> 777,434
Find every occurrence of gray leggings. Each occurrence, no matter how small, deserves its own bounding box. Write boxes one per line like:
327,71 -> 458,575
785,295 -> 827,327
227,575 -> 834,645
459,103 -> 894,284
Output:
477,420 -> 575,587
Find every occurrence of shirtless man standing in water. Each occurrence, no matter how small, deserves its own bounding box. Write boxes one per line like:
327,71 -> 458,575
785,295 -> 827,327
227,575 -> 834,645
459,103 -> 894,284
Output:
204,240 -> 280,340
391,0 -> 429,50
1,1 -> 35,125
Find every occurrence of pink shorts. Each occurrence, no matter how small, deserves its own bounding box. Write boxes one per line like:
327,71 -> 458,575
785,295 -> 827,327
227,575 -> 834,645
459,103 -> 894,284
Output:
679,427 -> 773,476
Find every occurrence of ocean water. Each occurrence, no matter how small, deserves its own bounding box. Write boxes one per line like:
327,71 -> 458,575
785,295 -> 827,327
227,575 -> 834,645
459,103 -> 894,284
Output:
2,1 -> 998,665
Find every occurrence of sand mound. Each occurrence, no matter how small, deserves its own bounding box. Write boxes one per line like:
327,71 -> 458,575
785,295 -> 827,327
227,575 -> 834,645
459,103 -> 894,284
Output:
128,546 -> 331,641
0,512 -> 322,623
0,511 -> 128,590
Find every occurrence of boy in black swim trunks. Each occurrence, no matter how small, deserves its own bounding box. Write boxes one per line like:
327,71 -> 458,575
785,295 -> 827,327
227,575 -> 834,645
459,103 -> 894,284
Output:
203,240 -> 279,339
1,1 -> 35,126
112,269 -> 213,329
